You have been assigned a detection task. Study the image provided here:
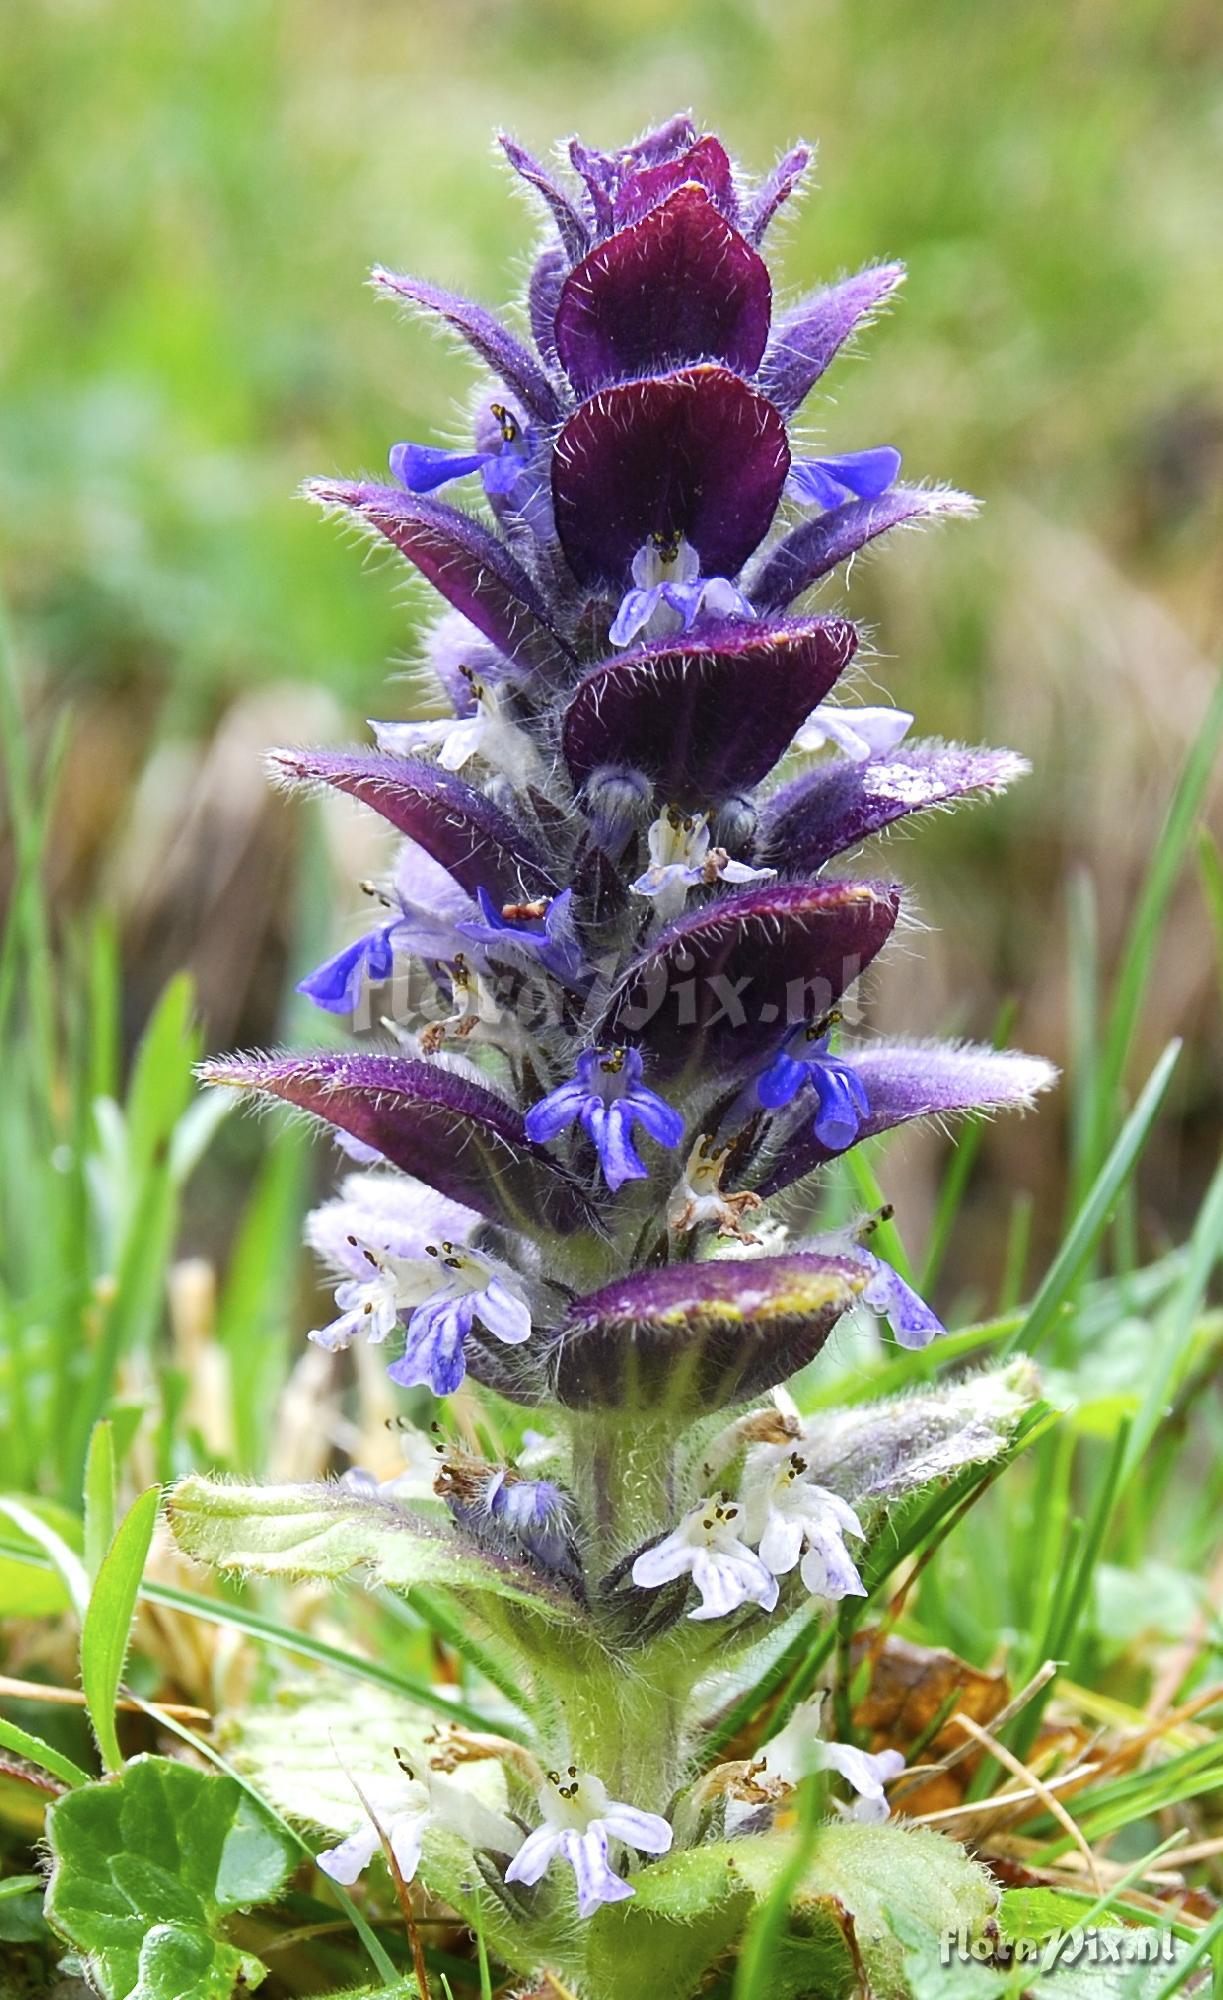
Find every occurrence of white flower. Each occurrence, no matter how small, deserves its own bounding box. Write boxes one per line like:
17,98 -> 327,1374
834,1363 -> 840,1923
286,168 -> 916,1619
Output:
728,1696 -> 905,1832
794,704 -> 913,761
631,807 -> 775,923
309,1253 -> 411,1352
631,1496 -> 779,1621
504,1768 -> 671,1919
371,674 -> 545,789
740,1443 -> 867,1601
317,1762 -> 520,1887
667,1136 -> 763,1243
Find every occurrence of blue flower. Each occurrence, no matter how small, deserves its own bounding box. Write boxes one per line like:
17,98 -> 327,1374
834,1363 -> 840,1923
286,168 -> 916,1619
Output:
458,887 -> 587,988
297,921 -> 400,1015
296,888 -> 471,1017
386,1245 -> 532,1395
786,445 -> 901,512
390,401 -> 535,504
610,534 -> 754,649
485,1471 -> 575,1573
757,1029 -> 870,1152
525,1047 -> 684,1193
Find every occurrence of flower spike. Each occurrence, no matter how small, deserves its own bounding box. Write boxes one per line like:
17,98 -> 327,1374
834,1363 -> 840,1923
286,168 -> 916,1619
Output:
189,120 -> 1060,1979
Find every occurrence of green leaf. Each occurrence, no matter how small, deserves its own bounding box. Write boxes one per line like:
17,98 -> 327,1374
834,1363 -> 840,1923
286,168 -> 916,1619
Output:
44,1754 -> 293,2000
0,1713 -> 91,1789
83,1420 -> 117,1584
80,1485 -> 160,1772
585,1821 -> 997,2000
129,1925 -> 267,2000
168,1475 -> 578,1621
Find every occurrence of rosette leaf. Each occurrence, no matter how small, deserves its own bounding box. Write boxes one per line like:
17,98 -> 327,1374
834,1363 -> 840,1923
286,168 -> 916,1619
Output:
553,365 -> 789,589
554,186 -> 771,394
307,480 -> 573,672
602,878 -> 900,1075
751,1040 -> 1058,1196
563,617 -> 857,807
269,748 -> 555,901
756,743 -> 1030,872
200,1052 -> 600,1235
547,1253 -> 867,1411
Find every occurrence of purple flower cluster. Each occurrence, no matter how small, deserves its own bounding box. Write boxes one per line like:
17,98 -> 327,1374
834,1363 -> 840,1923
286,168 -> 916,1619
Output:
205,115 -> 1053,1450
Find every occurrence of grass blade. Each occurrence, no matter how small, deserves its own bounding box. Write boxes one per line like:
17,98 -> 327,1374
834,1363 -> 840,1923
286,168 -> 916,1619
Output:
1002,1039 -> 1181,1357
1081,676 -> 1223,1189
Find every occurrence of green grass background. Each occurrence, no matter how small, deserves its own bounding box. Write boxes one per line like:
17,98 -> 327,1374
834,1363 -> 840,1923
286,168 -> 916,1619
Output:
2,10 -> 1223,1988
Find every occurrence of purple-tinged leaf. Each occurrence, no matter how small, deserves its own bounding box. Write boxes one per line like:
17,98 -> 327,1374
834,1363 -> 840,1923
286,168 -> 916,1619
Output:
567,137 -> 616,233
554,187 -> 771,395
269,748 -> 555,900
756,743 -> 1030,871
743,143 -> 813,244
528,247 -> 566,368
553,365 -> 790,590
498,134 -> 589,260
750,486 -> 978,614
757,264 -> 905,416
613,135 -> 739,228
601,878 -> 900,1075
306,481 -> 573,673
563,616 -> 857,805
751,1040 -> 1059,1197
547,1253 -> 867,1410
616,112 -> 697,169
371,268 -> 562,424
200,1052 -> 599,1236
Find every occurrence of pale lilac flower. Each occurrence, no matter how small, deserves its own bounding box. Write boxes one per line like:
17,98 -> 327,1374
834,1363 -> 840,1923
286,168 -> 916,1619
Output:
371,676 -> 545,790
810,1226 -> 945,1350
317,1763 -> 520,1887
505,1768 -> 671,1918
387,1244 -> 532,1396
609,534 -> 754,649
306,1174 -> 481,1355
740,1444 -> 866,1601
631,807 -> 775,922
794,704 -> 914,761
734,1696 -> 905,1828
631,1496 -> 779,1620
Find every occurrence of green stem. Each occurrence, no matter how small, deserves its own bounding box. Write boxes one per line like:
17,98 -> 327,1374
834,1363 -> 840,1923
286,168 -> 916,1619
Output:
569,1410 -> 679,1571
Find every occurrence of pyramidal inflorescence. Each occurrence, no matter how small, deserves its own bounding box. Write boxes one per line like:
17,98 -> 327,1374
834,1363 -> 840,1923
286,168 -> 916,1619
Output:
189,117 -> 1056,1971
